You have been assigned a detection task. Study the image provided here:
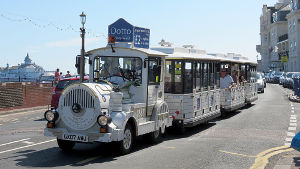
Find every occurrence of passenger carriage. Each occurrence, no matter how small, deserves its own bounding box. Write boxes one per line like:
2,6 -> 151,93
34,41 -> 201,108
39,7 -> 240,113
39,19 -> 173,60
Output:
152,46 -> 221,130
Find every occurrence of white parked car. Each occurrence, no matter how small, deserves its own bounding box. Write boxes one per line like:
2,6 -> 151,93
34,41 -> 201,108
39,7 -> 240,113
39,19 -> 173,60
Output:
256,73 -> 264,93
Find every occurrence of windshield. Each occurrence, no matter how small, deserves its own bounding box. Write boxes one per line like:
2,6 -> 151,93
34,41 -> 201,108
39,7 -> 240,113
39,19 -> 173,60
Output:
287,73 -> 294,78
93,56 -> 142,87
56,80 -> 80,89
256,73 -> 262,79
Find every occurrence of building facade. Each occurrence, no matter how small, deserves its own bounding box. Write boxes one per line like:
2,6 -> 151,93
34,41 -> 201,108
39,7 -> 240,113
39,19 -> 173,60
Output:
287,0 -> 300,72
257,0 -> 298,72
0,53 -> 54,82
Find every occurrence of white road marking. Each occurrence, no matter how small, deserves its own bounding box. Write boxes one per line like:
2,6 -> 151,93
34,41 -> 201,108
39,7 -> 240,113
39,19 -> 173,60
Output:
287,132 -> 296,137
22,141 -> 35,145
0,139 -> 56,154
290,120 -> 297,123
291,115 -> 297,117
292,107 -> 295,110
0,124 -> 2,126
290,117 -> 297,120
290,123 -> 297,127
285,137 -> 293,142
288,127 -> 296,131
291,110 -> 295,113
0,138 -> 30,147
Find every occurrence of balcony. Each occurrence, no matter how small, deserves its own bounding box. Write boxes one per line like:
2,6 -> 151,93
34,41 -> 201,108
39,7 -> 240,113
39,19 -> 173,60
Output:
278,34 -> 288,42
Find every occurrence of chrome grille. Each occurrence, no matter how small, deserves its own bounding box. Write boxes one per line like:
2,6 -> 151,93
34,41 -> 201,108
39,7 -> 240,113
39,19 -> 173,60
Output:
63,89 -> 94,108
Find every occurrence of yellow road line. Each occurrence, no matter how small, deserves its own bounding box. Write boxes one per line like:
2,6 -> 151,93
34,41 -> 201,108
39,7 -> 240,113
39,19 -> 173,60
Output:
76,156 -> 101,165
219,150 -> 256,158
255,145 -> 290,158
160,145 -> 176,149
250,148 -> 294,169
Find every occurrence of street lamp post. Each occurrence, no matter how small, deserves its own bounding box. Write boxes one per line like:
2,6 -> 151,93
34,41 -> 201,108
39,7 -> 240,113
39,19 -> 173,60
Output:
79,12 -> 86,82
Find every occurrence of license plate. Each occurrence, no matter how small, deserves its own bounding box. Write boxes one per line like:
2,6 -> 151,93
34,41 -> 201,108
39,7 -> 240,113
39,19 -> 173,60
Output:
62,133 -> 88,142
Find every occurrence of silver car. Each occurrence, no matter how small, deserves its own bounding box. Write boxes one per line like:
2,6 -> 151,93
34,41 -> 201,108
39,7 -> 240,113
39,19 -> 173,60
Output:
257,73 -> 264,93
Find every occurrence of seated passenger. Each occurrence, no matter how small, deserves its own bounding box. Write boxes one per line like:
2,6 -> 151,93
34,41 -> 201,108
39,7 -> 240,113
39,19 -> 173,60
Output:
240,75 -> 247,85
220,69 -> 234,89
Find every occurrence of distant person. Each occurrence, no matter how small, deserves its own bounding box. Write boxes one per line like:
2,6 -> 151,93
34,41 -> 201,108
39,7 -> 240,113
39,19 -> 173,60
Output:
220,69 -> 234,89
59,72 -> 63,80
65,71 -> 71,78
54,68 -> 60,84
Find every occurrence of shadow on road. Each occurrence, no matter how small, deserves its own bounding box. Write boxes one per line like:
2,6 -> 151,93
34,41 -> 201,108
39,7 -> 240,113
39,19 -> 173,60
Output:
13,122 -> 217,168
293,157 -> 300,167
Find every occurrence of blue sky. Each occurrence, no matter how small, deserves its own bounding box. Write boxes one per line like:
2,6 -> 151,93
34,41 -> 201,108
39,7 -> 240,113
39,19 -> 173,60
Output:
0,0 -> 278,74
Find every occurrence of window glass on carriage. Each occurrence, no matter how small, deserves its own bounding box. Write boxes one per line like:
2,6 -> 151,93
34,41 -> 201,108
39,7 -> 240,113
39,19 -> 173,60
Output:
174,60 -> 183,93
148,57 -> 161,85
184,61 -> 193,93
215,62 -> 220,88
209,62 -> 214,88
93,56 -> 142,87
203,62 -> 208,91
195,62 -> 201,91
165,60 -> 172,93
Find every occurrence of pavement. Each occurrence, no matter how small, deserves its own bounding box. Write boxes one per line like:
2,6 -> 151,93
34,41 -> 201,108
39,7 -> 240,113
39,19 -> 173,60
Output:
0,84 -> 298,169
0,105 -> 48,116
272,84 -> 300,169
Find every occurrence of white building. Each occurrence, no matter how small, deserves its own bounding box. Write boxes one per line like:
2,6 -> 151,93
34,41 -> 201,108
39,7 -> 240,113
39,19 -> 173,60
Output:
286,0 -> 300,72
0,53 -> 54,82
258,0 -> 291,72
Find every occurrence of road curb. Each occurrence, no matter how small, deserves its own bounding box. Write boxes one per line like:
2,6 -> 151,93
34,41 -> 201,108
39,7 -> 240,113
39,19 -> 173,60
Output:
0,106 -> 49,116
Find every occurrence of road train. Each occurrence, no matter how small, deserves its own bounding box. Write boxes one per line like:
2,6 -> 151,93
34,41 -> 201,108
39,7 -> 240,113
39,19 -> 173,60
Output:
44,18 -> 257,154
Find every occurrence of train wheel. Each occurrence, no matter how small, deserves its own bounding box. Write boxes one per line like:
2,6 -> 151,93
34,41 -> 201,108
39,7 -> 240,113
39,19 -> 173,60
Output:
119,124 -> 134,155
145,129 -> 160,143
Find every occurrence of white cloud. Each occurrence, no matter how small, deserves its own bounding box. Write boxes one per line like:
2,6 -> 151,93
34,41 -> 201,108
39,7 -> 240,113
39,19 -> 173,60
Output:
46,37 -> 99,48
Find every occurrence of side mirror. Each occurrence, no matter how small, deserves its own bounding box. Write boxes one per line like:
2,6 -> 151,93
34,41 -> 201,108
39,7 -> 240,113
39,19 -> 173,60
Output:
75,55 -> 81,74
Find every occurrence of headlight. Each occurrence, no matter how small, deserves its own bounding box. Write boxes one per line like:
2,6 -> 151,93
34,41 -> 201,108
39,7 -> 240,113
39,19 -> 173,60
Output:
97,115 -> 112,126
44,110 -> 59,123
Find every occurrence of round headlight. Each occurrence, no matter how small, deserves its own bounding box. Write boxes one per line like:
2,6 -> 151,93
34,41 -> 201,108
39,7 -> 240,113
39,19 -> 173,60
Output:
44,110 -> 58,122
97,115 -> 108,126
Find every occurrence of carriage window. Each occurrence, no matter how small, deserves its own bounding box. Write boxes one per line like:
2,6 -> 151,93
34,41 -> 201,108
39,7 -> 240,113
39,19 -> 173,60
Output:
174,61 -> 183,93
184,62 -> 193,93
148,58 -> 161,85
215,63 -> 220,88
209,63 -> 214,88
196,62 -> 201,91
165,61 -> 172,93
203,63 -> 208,90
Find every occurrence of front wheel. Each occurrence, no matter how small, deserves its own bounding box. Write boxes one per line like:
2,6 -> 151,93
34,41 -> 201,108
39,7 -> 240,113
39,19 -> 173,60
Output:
144,130 -> 160,143
57,139 -> 75,152
119,124 -> 134,155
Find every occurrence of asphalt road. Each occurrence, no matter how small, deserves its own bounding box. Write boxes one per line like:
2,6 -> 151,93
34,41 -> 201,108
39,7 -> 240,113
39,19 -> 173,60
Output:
0,84 -> 298,169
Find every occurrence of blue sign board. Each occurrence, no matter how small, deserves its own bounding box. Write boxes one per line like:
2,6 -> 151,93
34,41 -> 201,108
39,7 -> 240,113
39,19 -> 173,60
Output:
133,27 -> 150,49
108,18 -> 134,42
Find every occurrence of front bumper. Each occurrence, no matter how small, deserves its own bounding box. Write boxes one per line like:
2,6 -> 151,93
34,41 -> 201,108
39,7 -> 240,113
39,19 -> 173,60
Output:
44,127 -> 123,143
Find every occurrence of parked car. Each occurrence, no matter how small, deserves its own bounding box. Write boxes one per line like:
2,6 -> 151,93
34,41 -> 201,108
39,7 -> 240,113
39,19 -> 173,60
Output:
279,72 -> 287,85
291,73 -> 300,89
272,72 -> 283,84
283,72 -> 293,88
257,73 -> 264,93
51,76 -> 89,109
285,72 -> 296,88
266,72 -> 272,83
261,73 -> 266,88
